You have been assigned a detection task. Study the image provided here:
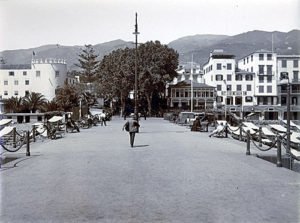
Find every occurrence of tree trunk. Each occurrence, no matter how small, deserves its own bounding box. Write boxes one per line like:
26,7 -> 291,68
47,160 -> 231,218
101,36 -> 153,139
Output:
120,92 -> 126,117
146,92 -> 153,116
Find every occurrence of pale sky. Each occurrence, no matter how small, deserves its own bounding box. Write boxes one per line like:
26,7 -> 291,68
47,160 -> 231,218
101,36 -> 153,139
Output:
0,0 -> 299,51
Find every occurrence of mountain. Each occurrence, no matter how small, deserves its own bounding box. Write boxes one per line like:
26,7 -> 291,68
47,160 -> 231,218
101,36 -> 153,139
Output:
1,30 -> 299,70
173,30 -> 300,67
0,39 -> 133,70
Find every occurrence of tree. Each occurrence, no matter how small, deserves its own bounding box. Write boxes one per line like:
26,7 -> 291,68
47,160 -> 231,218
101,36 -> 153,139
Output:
23,92 -> 47,113
76,44 -> 100,83
55,84 -> 79,111
137,41 -> 178,115
3,97 -> 24,113
98,48 -> 135,114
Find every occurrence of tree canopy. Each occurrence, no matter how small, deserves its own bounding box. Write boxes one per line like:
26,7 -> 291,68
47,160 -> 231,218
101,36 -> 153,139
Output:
97,41 -> 178,115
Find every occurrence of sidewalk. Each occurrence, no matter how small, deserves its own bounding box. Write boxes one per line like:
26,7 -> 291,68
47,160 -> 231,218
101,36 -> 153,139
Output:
1,117 -> 300,223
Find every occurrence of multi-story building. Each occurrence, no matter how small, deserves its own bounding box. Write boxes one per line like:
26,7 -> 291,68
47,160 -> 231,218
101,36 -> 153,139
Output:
167,63 -> 215,111
277,55 -> 300,120
237,50 -> 278,120
0,58 -> 68,113
202,50 -> 254,118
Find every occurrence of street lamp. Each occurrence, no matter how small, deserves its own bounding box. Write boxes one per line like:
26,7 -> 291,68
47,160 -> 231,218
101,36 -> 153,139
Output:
133,13 -> 140,119
280,72 -> 290,154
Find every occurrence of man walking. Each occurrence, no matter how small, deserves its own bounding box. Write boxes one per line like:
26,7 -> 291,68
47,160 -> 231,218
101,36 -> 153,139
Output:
123,116 -> 140,147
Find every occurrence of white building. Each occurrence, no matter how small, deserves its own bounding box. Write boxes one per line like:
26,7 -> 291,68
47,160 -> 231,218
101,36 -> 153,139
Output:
237,50 -> 278,108
203,50 -> 251,110
276,55 -> 300,120
0,58 -> 68,113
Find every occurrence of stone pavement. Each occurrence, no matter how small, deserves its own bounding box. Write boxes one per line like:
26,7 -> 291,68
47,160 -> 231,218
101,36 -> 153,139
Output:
1,117 -> 300,223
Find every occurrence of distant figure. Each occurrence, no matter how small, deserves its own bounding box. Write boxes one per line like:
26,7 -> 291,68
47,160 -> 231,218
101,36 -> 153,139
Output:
191,117 -> 201,131
123,116 -> 140,147
209,122 -> 225,137
100,112 -> 106,126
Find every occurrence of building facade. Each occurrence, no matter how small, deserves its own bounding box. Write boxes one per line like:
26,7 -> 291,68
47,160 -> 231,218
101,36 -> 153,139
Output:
277,55 -> 300,120
0,58 -> 68,114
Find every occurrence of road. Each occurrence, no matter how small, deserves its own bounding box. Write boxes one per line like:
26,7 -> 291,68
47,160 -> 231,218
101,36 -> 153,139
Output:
1,117 -> 300,223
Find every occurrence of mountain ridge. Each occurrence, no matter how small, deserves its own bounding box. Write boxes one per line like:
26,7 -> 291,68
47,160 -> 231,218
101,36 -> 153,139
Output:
0,30 -> 299,69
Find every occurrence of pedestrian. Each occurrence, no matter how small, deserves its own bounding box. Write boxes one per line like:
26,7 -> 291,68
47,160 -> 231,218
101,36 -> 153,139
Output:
191,116 -> 201,131
123,116 -> 140,147
209,122 -> 225,137
100,112 -> 106,126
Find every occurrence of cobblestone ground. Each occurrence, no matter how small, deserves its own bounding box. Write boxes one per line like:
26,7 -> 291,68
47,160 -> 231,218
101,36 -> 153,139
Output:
1,117 -> 300,223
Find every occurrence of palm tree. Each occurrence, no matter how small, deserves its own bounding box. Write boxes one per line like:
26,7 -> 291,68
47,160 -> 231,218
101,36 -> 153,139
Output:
3,97 -> 24,113
42,100 -> 60,112
55,84 -> 79,111
23,92 -> 47,113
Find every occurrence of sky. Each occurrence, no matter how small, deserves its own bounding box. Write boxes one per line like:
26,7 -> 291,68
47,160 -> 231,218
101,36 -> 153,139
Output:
0,0 -> 299,51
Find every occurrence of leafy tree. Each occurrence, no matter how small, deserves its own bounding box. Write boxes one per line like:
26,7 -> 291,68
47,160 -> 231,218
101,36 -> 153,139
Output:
3,97 -> 24,113
137,41 -> 178,114
55,84 -> 79,111
75,44 -> 100,83
42,100 -> 60,112
98,48 -> 135,114
23,92 -> 47,113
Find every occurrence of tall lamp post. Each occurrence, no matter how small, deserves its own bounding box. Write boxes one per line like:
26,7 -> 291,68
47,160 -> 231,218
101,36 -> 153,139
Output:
280,72 -> 291,154
190,54 -> 194,112
133,13 -> 139,119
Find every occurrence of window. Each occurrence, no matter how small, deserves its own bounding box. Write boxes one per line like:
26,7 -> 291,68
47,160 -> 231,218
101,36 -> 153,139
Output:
25,80 -> 30,85
217,85 -> 222,91
246,57 -> 249,63
267,54 -> 272,60
251,67 -> 253,72
293,60 -> 299,68
259,54 -> 264,61
227,63 -> 232,70
227,74 -> 232,81
259,86 -> 264,93
36,71 -> 41,77
9,71 -> 14,76
282,60 -> 287,68
235,74 -> 242,81
267,75 -> 272,83
251,55 -> 253,61
23,71 -> 27,76
267,86 -> 272,93
259,76 -> 264,83
25,90 -> 29,96
226,85 -> 232,91
266,65 -> 272,75
55,71 -> 59,77
236,85 -> 242,91
216,74 -> 223,81
243,59 -> 245,65
293,71 -> 299,81
246,85 -> 252,91
245,74 -> 253,81
216,96 -> 223,103
14,91 -> 18,96
216,63 -> 222,70
4,80 -> 8,85
14,80 -> 19,85
245,96 -> 253,102
4,91 -> 8,96
258,65 -> 264,74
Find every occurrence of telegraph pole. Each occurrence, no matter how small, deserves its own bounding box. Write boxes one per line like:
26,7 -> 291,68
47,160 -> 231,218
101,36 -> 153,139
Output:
133,13 -> 140,119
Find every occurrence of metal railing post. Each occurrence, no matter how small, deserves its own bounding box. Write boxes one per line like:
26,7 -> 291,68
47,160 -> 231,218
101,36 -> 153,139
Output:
33,125 -> 36,142
276,135 -> 282,167
259,126 -> 262,147
225,124 -> 228,138
26,131 -> 30,156
239,125 -> 243,141
13,127 -> 16,148
246,130 -> 251,155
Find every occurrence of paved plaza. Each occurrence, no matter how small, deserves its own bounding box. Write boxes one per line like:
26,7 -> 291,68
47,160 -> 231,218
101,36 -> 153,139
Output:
1,117 -> 300,223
